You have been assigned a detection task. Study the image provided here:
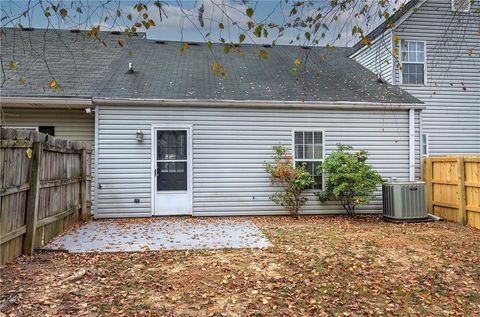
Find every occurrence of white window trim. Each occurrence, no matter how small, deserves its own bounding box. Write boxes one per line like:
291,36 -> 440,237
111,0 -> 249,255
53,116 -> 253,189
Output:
422,133 -> 429,157
399,40 -> 427,86
451,0 -> 471,12
291,129 -> 325,190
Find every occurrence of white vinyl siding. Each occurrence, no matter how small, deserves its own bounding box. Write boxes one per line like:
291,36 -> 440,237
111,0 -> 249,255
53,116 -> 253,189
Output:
393,0 -> 480,155
351,0 -> 479,155
95,105 -> 421,218
350,30 -> 394,84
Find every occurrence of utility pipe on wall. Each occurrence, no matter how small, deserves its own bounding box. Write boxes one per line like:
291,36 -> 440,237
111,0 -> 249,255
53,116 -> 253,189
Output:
409,109 -> 415,181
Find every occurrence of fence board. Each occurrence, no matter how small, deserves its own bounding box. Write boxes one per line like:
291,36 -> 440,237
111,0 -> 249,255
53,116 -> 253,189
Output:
0,128 -> 91,264
423,155 -> 480,229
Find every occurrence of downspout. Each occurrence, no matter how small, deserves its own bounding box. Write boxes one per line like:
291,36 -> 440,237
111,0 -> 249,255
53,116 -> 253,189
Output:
94,105 -> 99,218
419,111 -> 423,177
409,109 -> 415,181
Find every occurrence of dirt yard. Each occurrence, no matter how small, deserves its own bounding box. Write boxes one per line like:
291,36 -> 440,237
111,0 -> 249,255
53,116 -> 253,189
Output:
1,216 -> 479,316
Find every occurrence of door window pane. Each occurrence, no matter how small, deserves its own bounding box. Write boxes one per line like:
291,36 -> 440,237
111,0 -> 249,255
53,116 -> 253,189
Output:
157,162 -> 187,191
157,131 -> 187,160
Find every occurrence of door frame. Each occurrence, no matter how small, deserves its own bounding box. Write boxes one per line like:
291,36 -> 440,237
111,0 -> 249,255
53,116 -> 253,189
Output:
150,123 -> 193,216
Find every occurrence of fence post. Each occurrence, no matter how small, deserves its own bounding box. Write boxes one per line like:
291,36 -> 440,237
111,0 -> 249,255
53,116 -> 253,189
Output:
424,157 -> 433,215
457,157 -> 467,225
23,142 -> 43,255
80,148 -> 89,222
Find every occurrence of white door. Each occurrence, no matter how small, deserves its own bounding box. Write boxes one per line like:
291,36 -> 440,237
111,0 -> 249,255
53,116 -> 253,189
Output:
154,128 -> 191,215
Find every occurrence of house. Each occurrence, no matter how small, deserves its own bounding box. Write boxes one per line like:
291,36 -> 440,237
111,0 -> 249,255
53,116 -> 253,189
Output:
351,0 -> 480,156
1,27 -> 424,218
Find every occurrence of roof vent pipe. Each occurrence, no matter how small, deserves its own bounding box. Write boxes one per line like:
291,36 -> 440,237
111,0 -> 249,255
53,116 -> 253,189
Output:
128,62 -> 134,72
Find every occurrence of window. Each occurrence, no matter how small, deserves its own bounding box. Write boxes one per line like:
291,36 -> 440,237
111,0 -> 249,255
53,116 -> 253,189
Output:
8,126 -> 38,131
452,0 -> 470,12
422,133 -> 429,156
400,41 -> 426,85
39,126 -> 55,136
293,130 -> 324,189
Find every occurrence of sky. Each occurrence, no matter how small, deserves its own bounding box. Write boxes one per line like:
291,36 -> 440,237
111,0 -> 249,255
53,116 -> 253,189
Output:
0,0 -> 396,46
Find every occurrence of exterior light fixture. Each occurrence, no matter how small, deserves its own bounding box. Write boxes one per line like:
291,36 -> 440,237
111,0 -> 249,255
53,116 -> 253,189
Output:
136,129 -> 143,142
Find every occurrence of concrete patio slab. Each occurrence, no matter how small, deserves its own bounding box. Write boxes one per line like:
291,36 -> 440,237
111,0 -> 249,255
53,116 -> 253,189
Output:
42,219 -> 271,253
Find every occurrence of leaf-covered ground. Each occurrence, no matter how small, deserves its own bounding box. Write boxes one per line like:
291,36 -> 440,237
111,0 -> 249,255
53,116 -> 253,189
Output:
1,216 -> 479,316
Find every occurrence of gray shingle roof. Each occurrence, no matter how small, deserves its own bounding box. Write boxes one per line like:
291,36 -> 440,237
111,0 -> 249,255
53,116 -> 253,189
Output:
1,27 -> 421,104
0,28 -> 144,97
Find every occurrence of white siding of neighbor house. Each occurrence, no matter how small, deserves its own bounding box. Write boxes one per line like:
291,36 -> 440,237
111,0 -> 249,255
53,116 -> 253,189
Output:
394,0 -> 480,155
352,0 -> 480,155
95,105 -> 421,218
1,107 -> 96,202
351,30 -> 394,84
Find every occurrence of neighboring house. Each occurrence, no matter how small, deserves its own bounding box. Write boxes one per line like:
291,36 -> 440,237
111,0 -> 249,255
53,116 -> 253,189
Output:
351,0 -> 480,156
1,28 -> 423,218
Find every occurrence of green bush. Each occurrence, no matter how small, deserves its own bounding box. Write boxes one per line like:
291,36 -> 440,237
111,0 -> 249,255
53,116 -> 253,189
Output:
265,145 -> 315,218
316,144 -> 384,216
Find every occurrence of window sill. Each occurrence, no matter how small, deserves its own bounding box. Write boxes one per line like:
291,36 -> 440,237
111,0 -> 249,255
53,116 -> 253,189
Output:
399,84 -> 427,87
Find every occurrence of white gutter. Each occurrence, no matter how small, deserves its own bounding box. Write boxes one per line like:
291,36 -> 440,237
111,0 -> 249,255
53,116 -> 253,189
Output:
409,108 -> 416,181
1,97 -> 92,108
93,98 -> 425,110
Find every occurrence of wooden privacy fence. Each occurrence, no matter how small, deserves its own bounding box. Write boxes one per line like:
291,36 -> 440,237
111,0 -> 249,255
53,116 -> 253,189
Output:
1,128 -> 92,265
423,156 -> 480,229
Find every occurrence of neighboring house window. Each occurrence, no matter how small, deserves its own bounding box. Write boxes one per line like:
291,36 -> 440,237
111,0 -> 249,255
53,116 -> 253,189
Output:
8,126 -> 38,131
400,41 -> 426,85
451,0 -> 471,12
39,126 -> 55,136
293,130 -> 324,189
422,133 -> 429,156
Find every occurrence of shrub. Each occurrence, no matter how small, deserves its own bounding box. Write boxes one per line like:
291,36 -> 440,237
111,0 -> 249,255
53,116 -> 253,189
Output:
265,145 -> 315,218
315,144 -> 384,216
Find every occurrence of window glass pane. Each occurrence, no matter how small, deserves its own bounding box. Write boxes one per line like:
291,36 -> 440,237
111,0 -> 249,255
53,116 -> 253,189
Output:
295,132 -> 305,159
314,132 -> 322,145
157,131 -> 187,160
313,162 -> 323,190
401,42 -> 408,61
296,161 -> 323,190
303,132 -> 313,159
157,161 -> 187,191
402,63 -> 424,85
295,145 -> 304,159
416,51 -> 424,62
295,131 -> 303,145
422,133 -> 428,155
39,126 -> 55,136
416,41 -> 424,52
408,50 -> 416,62
295,131 -> 304,159
314,144 -> 322,159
